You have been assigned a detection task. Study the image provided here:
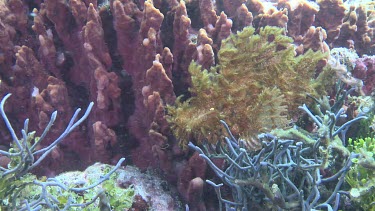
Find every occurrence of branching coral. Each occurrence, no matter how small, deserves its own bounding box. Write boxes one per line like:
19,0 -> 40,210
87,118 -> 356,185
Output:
189,120 -> 357,210
0,94 -> 126,210
167,26 -> 327,148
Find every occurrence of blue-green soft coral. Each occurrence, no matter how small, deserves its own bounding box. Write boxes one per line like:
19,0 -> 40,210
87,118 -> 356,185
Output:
17,164 -> 135,211
0,94 -> 129,210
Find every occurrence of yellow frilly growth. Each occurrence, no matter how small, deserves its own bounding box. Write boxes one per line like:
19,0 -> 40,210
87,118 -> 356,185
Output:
167,26 -> 327,149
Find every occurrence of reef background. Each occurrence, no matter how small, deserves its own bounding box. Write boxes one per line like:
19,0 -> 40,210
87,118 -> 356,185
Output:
0,0 -> 375,210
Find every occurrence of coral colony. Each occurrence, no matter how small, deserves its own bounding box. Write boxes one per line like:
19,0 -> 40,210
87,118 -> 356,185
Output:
1,0 -> 375,210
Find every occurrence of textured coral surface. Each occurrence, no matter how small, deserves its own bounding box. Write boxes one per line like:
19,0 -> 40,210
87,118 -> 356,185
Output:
168,26 -> 326,149
0,0 -> 375,210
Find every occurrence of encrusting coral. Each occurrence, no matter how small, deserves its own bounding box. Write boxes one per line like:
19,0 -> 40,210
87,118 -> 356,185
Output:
336,1 -> 375,55
167,26 -> 327,149
1,0 -> 375,210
